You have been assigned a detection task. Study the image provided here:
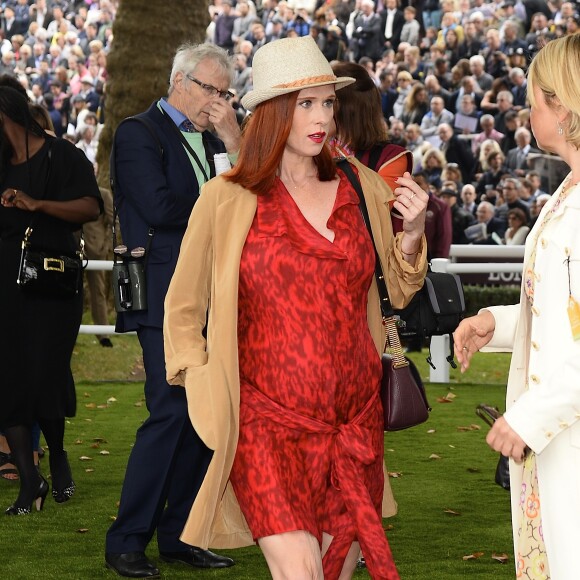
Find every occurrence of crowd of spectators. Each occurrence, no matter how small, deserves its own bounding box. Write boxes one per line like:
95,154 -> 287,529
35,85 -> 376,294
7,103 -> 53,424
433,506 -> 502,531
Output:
1,0 -> 573,247
209,0 -> 578,245
0,0 -> 113,171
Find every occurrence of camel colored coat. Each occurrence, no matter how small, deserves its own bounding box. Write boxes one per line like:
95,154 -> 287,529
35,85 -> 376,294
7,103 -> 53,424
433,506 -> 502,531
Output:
164,158 -> 427,549
483,180 -> 580,579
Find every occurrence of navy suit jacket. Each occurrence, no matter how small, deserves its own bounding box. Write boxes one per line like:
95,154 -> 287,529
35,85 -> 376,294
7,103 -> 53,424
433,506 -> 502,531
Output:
112,102 -> 226,332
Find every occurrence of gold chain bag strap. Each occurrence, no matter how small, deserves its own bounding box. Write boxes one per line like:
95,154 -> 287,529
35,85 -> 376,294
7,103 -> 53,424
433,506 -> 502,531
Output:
337,159 -> 430,431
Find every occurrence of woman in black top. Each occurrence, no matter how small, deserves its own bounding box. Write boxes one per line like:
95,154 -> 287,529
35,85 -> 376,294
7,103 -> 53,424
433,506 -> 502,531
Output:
0,87 -> 102,515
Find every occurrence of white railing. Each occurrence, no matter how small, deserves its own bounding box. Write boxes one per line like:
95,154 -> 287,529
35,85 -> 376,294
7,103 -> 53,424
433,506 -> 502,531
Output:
82,247 -> 526,382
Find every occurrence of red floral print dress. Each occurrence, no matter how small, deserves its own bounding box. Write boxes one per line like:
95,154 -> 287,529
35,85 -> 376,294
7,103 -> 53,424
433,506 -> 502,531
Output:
229,169 -> 399,580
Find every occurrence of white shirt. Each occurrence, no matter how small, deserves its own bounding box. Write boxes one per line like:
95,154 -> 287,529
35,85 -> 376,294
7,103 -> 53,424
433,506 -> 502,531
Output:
385,9 -> 396,39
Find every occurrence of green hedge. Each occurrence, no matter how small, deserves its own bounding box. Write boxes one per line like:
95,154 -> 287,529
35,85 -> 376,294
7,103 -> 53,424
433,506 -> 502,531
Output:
463,285 -> 520,317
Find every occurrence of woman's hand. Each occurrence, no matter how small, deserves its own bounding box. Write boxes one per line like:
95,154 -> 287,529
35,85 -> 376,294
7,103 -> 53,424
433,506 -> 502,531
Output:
393,172 -> 428,253
453,309 -> 496,372
1,188 -> 38,212
487,416 -> 528,463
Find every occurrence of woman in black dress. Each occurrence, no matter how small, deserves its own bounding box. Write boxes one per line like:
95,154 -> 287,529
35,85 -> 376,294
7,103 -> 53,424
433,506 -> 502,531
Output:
0,87 -> 101,515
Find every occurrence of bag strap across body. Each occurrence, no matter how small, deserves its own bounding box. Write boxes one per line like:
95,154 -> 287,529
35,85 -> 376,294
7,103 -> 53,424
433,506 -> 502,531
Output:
21,143 -> 85,261
110,116 -> 158,268
337,158 -> 409,368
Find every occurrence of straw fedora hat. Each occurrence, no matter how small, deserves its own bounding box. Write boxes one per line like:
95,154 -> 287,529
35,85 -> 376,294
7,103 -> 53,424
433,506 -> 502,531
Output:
241,36 -> 355,112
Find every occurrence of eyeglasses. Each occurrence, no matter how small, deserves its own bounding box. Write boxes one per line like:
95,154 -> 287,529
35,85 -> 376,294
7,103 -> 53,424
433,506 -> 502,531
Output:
186,75 -> 234,102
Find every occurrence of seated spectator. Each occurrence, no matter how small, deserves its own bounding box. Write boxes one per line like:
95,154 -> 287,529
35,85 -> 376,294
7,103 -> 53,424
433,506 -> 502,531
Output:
454,93 -> 481,135
503,207 -> 530,245
449,75 -> 482,114
403,45 -> 426,81
494,90 -> 516,134
505,126 -> 540,177
437,122 -> 475,183
424,73 -> 451,106
461,183 -> 478,216
439,187 -> 475,244
525,170 -> 548,201
458,20 -> 483,59
509,66 -> 528,109
469,54 -> 493,92
400,7 -> 421,47
480,76 -> 510,114
441,162 -> 464,193
495,177 -> 531,224
471,114 -> 505,156
433,56 -> 453,90
436,11 -> 464,46
529,193 -> 551,227
500,109 -> 521,154
441,26 -> 464,67
420,94 -> 454,137
475,149 -> 510,197
378,69 -> 398,120
421,147 -> 446,189
392,70 -> 413,119
401,82 -> 428,125
388,117 -> 406,146
469,200 -> 507,244
405,123 -> 424,168
500,19 -> 527,54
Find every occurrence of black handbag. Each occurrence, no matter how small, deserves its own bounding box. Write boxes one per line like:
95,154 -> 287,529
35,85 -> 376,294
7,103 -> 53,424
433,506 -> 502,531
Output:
17,227 -> 84,299
395,269 -> 465,369
475,404 -> 510,491
338,159 -> 431,431
16,143 -> 84,299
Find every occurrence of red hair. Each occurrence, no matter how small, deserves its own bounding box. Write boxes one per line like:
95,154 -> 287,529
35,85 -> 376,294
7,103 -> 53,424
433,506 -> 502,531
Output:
225,92 -> 336,195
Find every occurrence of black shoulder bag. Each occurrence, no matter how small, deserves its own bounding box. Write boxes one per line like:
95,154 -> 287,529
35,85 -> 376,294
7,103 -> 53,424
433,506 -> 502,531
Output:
17,143 -> 85,299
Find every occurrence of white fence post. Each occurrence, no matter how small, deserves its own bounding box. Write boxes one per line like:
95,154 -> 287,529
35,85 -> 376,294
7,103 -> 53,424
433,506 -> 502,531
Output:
428,258 -> 450,383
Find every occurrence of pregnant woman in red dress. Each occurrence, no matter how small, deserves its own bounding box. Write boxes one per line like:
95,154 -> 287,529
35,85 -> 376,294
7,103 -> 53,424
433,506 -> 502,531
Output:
164,36 -> 428,579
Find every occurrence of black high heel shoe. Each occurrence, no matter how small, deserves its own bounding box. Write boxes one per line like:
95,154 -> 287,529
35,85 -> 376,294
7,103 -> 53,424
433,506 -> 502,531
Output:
5,476 -> 49,515
50,451 -> 75,503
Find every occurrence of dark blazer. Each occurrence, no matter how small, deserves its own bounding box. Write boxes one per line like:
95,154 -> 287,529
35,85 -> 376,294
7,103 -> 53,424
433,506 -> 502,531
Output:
506,146 -> 541,173
351,11 -> 384,61
113,102 -> 225,332
443,136 -> 475,183
379,9 -> 405,51
473,217 -> 507,244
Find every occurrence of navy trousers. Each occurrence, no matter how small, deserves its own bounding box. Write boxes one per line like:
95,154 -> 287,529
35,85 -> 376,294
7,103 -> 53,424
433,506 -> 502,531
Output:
106,326 -> 212,553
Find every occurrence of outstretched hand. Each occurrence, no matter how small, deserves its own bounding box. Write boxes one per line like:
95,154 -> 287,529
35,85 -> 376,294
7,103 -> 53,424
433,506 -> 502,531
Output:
453,310 -> 496,373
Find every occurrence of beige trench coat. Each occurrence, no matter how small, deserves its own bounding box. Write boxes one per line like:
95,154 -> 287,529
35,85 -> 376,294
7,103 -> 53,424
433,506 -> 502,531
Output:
164,158 -> 427,549
483,179 -> 580,579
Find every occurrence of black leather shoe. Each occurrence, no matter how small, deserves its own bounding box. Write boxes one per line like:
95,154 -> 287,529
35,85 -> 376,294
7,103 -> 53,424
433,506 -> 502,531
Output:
160,546 -> 234,569
105,552 -> 160,578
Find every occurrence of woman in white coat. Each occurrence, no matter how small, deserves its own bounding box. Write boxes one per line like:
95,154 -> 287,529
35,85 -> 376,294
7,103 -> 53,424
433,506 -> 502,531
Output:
454,34 -> 580,580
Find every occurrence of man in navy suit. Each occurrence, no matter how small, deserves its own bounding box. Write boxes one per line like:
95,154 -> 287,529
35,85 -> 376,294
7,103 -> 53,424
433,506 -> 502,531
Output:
105,43 -> 241,579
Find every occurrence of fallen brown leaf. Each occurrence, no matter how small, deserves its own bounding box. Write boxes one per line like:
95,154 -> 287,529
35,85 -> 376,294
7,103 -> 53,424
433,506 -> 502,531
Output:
93,437 -> 107,443
85,403 -> 96,409
429,454 -> 441,460
99,450 -> 110,455
79,456 -> 92,461
97,404 -> 108,409
85,468 -> 95,473
75,439 -> 83,445
90,443 -> 100,449
107,397 -> 117,403
383,524 -> 394,531
134,401 -> 143,407
83,392 -> 91,398
387,472 -> 402,478
443,508 -> 461,516
427,429 -> 436,434
77,528 -> 89,533
462,552 -> 484,560
491,552 -> 509,564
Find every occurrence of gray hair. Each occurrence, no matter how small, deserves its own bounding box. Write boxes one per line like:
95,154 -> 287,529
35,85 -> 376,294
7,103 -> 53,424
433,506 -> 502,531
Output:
469,54 -> 485,67
168,43 -> 235,95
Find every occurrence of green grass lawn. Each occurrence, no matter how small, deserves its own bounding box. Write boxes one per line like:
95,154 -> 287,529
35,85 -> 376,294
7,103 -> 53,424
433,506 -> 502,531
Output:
0,336 -> 515,579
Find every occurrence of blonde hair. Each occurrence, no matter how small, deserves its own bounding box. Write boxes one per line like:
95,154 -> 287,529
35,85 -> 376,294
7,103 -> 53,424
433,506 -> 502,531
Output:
528,33 -> 580,149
